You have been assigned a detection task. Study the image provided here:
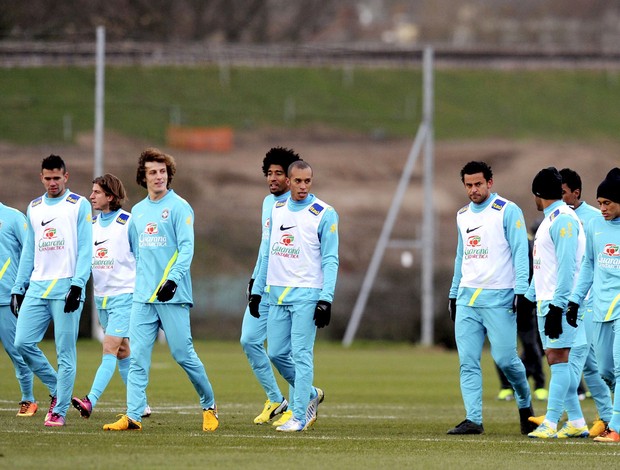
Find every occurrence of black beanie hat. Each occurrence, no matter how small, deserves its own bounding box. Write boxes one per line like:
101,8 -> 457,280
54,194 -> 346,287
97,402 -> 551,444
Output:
532,167 -> 563,200
597,167 -> 620,203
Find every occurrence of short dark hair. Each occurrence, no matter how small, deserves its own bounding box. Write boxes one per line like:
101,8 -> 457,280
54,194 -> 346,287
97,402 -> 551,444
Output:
93,173 -> 128,211
288,159 -> 312,175
460,161 -> 492,183
136,147 -> 176,189
41,154 -> 66,173
262,147 -> 302,177
559,168 -> 582,197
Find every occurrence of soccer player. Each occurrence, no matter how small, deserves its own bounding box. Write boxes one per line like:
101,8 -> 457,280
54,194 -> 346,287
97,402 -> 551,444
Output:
560,168 -> 612,436
72,174 -> 151,419
240,147 -> 300,425
0,200 -> 37,417
12,154 -> 92,427
103,148 -> 218,432
250,159 -> 338,432
447,160 -> 536,435
526,167 -> 589,439
568,168 -> 620,442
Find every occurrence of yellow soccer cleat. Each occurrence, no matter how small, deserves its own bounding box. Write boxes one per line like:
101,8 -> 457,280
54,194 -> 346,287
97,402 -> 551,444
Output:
16,401 -> 38,417
203,407 -> 219,432
496,389 -> 514,401
556,422 -> 589,438
103,414 -> 142,431
533,388 -> 549,401
272,410 -> 293,427
589,419 -> 608,438
528,422 -> 557,439
254,399 -> 288,424
528,414 -> 545,426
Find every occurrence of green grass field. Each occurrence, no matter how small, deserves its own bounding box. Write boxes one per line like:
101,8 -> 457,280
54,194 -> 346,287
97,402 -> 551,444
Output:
3,66 -> 620,144
0,340 -> 617,469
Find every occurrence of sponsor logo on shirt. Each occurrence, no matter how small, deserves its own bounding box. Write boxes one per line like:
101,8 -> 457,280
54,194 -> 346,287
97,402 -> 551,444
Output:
598,244 -> 620,270
139,222 -> 167,247
464,235 -> 488,259
93,247 -> 114,270
38,227 -> 65,252
271,233 -> 300,259
116,213 -> 130,225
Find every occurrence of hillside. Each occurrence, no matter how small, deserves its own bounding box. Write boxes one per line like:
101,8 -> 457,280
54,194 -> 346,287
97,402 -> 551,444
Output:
2,129 -> 618,345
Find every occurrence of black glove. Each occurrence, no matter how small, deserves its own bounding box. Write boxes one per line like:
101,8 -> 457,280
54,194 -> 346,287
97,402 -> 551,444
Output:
10,294 -> 24,317
156,280 -> 177,302
64,285 -> 82,313
448,298 -> 457,322
314,300 -> 331,328
248,294 -> 261,318
515,294 -> 535,332
544,304 -> 563,339
246,278 -> 254,301
566,301 -> 579,328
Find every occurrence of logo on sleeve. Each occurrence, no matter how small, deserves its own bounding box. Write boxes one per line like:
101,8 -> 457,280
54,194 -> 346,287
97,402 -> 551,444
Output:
66,193 -> 80,204
309,203 -> 324,216
491,199 -> 506,211
116,213 -> 130,225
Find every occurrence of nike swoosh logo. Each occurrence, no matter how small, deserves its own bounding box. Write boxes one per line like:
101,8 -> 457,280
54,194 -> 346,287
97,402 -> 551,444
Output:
94,240 -> 108,246
41,218 -> 56,226
595,232 -> 603,235
466,225 -> 482,233
280,224 -> 296,231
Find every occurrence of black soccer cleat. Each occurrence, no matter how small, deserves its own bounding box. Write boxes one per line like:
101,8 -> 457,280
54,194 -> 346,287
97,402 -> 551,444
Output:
519,405 -> 537,435
447,419 -> 484,435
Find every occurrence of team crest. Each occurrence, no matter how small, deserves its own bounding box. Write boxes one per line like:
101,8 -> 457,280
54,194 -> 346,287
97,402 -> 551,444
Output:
161,209 -> 170,220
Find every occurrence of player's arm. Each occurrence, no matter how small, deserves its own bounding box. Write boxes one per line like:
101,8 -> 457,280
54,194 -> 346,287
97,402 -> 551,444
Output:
505,204 -> 530,294
166,203 -> 194,284
569,220 -> 595,305
251,204 -> 274,297
550,213 -> 580,309
318,208 -> 339,303
12,208 -> 34,295
448,226 -> 464,298
251,195 -> 273,280
71,199 -> 93,290
127,217 -> 139,262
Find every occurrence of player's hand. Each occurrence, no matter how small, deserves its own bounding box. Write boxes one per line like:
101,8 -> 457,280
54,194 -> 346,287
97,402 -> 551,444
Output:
64,285 -> 82,313
314,300 -> 331,328
10,293 -> 24,317
248,294 -> 261,318
566,301 -> 579,328
246,278 -> 254,301
156,280 -> 177,302
515,294 -> 535,332
544,304 -> 563,339
448,298 -> 457,322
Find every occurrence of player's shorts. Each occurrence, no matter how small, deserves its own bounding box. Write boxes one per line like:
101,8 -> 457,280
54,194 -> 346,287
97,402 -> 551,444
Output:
537,300 -> 586,350
95,293 -> 132,338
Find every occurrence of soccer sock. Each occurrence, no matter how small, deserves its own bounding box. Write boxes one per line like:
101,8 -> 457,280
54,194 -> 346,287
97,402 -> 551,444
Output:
89,354 -> 117,408
546,362 -> 570,425
118,356 -> 130,385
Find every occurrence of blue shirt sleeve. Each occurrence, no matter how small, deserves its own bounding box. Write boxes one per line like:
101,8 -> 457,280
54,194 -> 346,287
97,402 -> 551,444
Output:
12,206 -> 34,295
449,227 -> 463,298
550,213 -> 581,308
251,204 -> 272,298
318,207 -> 339,303
72,198 -> 93,290
167,202 -> 194,285
569,219 -> 595,305
504,203 -> 530,294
